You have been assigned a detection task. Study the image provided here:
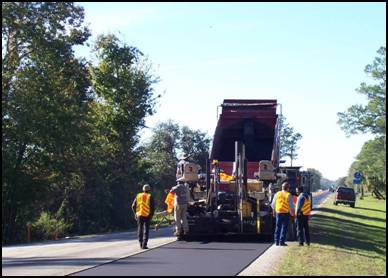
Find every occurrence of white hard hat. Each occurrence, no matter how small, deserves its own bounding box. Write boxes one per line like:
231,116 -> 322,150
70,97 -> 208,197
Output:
143,184 -> 151,192
179,154 -> 189,160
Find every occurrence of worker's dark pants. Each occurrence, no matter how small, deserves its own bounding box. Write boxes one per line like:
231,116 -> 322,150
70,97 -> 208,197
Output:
137,216 -> 151,246
274,213 -> 289,244
296,214 -> 310,244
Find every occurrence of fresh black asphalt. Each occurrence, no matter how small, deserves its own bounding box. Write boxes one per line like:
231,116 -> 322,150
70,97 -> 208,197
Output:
71,191 -> 331,276
71,240 -> 272,276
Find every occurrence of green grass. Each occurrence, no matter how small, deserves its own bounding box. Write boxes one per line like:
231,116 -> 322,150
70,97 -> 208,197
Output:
273,195 -> 386,276
151,213 -> 175,229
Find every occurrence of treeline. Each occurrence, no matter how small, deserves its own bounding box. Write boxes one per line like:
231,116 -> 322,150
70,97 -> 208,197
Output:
2,2 -> 211,244
337,47 -> 386,194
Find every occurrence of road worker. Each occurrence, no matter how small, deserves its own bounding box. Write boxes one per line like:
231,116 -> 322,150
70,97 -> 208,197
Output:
170,178 -> 190,239
131,184 -> 155,249
165,190 -> 175,215
295,186 -> 311,246
271,182 -> 295,246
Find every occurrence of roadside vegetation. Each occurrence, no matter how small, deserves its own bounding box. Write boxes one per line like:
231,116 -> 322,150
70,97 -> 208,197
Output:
273,195 -> 386,276
337,47 -> 386,197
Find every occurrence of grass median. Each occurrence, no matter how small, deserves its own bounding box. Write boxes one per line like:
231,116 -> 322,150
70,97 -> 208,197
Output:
272,194 -> 386,276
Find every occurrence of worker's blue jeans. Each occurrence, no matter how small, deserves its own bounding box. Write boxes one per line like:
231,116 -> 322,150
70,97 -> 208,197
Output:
274,213 -> 289,244
296,214 -> 310,244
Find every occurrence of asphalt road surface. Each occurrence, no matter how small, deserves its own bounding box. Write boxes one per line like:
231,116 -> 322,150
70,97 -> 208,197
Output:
71,240 -> 272,276
3,190 -> 332,276
72,191 -> 332,276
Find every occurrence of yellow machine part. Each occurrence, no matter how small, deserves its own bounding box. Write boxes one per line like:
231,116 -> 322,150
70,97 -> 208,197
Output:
241,201 -> 252,218
256,200 -> 261,233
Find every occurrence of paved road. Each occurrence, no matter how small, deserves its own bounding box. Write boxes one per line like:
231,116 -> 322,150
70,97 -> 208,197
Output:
2,227 -> 176,276
3,190 -> 332,276
72,240 -> 272,276
72,191 -> 332,276
312,190 -> 332,209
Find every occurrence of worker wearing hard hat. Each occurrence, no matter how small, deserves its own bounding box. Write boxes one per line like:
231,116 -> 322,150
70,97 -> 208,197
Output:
271,182 -> 295,246
131,184 -> 155,249
176,154 -> 190,180
170,177 -> 190,239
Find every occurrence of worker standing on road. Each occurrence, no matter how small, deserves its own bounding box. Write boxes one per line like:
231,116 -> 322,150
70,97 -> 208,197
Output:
131,184 -> 155,249
295,186 -> 311,246
170,178 -> 190,239
271,182 -> 295,246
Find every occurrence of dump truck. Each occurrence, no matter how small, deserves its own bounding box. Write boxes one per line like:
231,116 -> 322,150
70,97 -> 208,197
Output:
180,99 -> 286,239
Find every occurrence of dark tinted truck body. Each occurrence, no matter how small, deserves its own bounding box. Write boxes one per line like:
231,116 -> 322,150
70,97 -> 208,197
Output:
334,187 -> 356,208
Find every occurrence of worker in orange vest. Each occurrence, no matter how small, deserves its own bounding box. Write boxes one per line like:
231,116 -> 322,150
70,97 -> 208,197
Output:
271,182 -> 295,246
295,186 -> 311,246
131,184 -> 155,249
165,191 -> 176,214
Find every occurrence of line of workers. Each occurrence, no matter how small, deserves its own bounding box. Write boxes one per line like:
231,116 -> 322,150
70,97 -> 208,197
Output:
132,180 -> 311,249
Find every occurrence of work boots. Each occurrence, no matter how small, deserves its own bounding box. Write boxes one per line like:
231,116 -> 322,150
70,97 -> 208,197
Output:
142,241 -> 148,249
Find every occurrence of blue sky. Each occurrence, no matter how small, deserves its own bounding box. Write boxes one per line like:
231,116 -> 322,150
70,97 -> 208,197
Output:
76,2 -> 386,181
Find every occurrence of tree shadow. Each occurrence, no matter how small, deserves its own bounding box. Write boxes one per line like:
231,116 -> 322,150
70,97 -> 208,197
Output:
354,206 -> 387,213
315,207 -> 386,223
311,214 -> 386,257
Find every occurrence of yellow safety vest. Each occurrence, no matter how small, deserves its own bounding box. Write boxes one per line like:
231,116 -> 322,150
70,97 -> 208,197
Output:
275,191 -> 290,214
301,196 -> 311,215
136,192 -> 151,217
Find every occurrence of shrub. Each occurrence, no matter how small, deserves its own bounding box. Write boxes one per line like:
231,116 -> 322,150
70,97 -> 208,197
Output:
32,212 -> 71,240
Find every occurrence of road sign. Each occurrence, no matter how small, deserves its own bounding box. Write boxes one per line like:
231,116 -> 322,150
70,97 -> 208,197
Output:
353,178 -> 361,184
354,171 -> 362,179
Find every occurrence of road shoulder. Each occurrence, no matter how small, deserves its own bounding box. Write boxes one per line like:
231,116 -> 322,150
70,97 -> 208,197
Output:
238,191 -> 332,276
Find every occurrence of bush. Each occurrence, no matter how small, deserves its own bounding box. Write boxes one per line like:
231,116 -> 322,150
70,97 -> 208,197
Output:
32,212 -> 71,240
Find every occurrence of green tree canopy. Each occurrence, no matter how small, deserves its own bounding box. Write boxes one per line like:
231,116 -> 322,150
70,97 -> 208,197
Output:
2,2 -> 91,243
337,46 -> 386,195
338,47 -> 386,137
139,121 -> 211,209
346,137 -> 386,193
279,116 -> 302,166
180,126 -> 211,171
307,168 -> 323,192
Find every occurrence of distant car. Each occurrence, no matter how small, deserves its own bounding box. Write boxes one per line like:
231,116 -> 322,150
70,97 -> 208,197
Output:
333,187 -> 355,208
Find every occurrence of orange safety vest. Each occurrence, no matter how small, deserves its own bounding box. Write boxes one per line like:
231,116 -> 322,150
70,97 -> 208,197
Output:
136,192 -> 151,217
301,196 -> 311,215
275,191 -> 290,214
165,192 -> 175,214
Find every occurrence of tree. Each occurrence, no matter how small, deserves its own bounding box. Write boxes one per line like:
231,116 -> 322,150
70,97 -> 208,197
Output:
2,3 -> 161,243
346,138 -> 386,193
279,116 -> 302,166
307,168 -> 322,192
90,33 -> 160,229
337,46 -> 386,195
180,126 -> 211,171
139,120 -> 181,209
337,47 -> 386,137
2,2 -> 91,243
336,176 -> 348,188
139,121 -> 212,209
